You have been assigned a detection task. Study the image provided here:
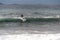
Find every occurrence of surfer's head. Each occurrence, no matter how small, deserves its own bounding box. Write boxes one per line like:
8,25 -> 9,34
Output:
21,14 -> 24,17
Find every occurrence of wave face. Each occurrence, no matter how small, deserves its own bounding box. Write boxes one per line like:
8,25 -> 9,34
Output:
26,18 -> 60,22
0,18 -> 59,22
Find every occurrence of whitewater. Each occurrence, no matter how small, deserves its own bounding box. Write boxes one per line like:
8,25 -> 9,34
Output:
0,33 -> 60,40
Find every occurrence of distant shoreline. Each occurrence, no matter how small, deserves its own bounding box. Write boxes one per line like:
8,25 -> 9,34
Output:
0,4 -> 60,9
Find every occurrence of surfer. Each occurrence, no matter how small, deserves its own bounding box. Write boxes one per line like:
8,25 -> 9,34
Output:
13,14 -> 26,22
21,14 -> 24,18
20,14 -> 26,22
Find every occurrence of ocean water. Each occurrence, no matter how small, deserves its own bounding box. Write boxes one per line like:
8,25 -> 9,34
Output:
0,7 -> 60,40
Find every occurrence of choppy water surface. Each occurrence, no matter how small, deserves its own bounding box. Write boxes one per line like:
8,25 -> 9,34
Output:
0,7 -> 60,40
0,22 -> 60,40
0,22 -> 60,34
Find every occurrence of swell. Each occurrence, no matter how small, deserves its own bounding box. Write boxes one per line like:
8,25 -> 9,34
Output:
0,18 -> 59,22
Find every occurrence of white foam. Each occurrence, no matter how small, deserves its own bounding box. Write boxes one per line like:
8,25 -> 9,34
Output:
42,15 -> 60,18
13,17 -> 26,21
0,33 -> 60,40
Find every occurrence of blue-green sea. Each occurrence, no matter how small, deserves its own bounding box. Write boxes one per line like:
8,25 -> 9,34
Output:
0,5 -> 60,40
0,5 -> 60,34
